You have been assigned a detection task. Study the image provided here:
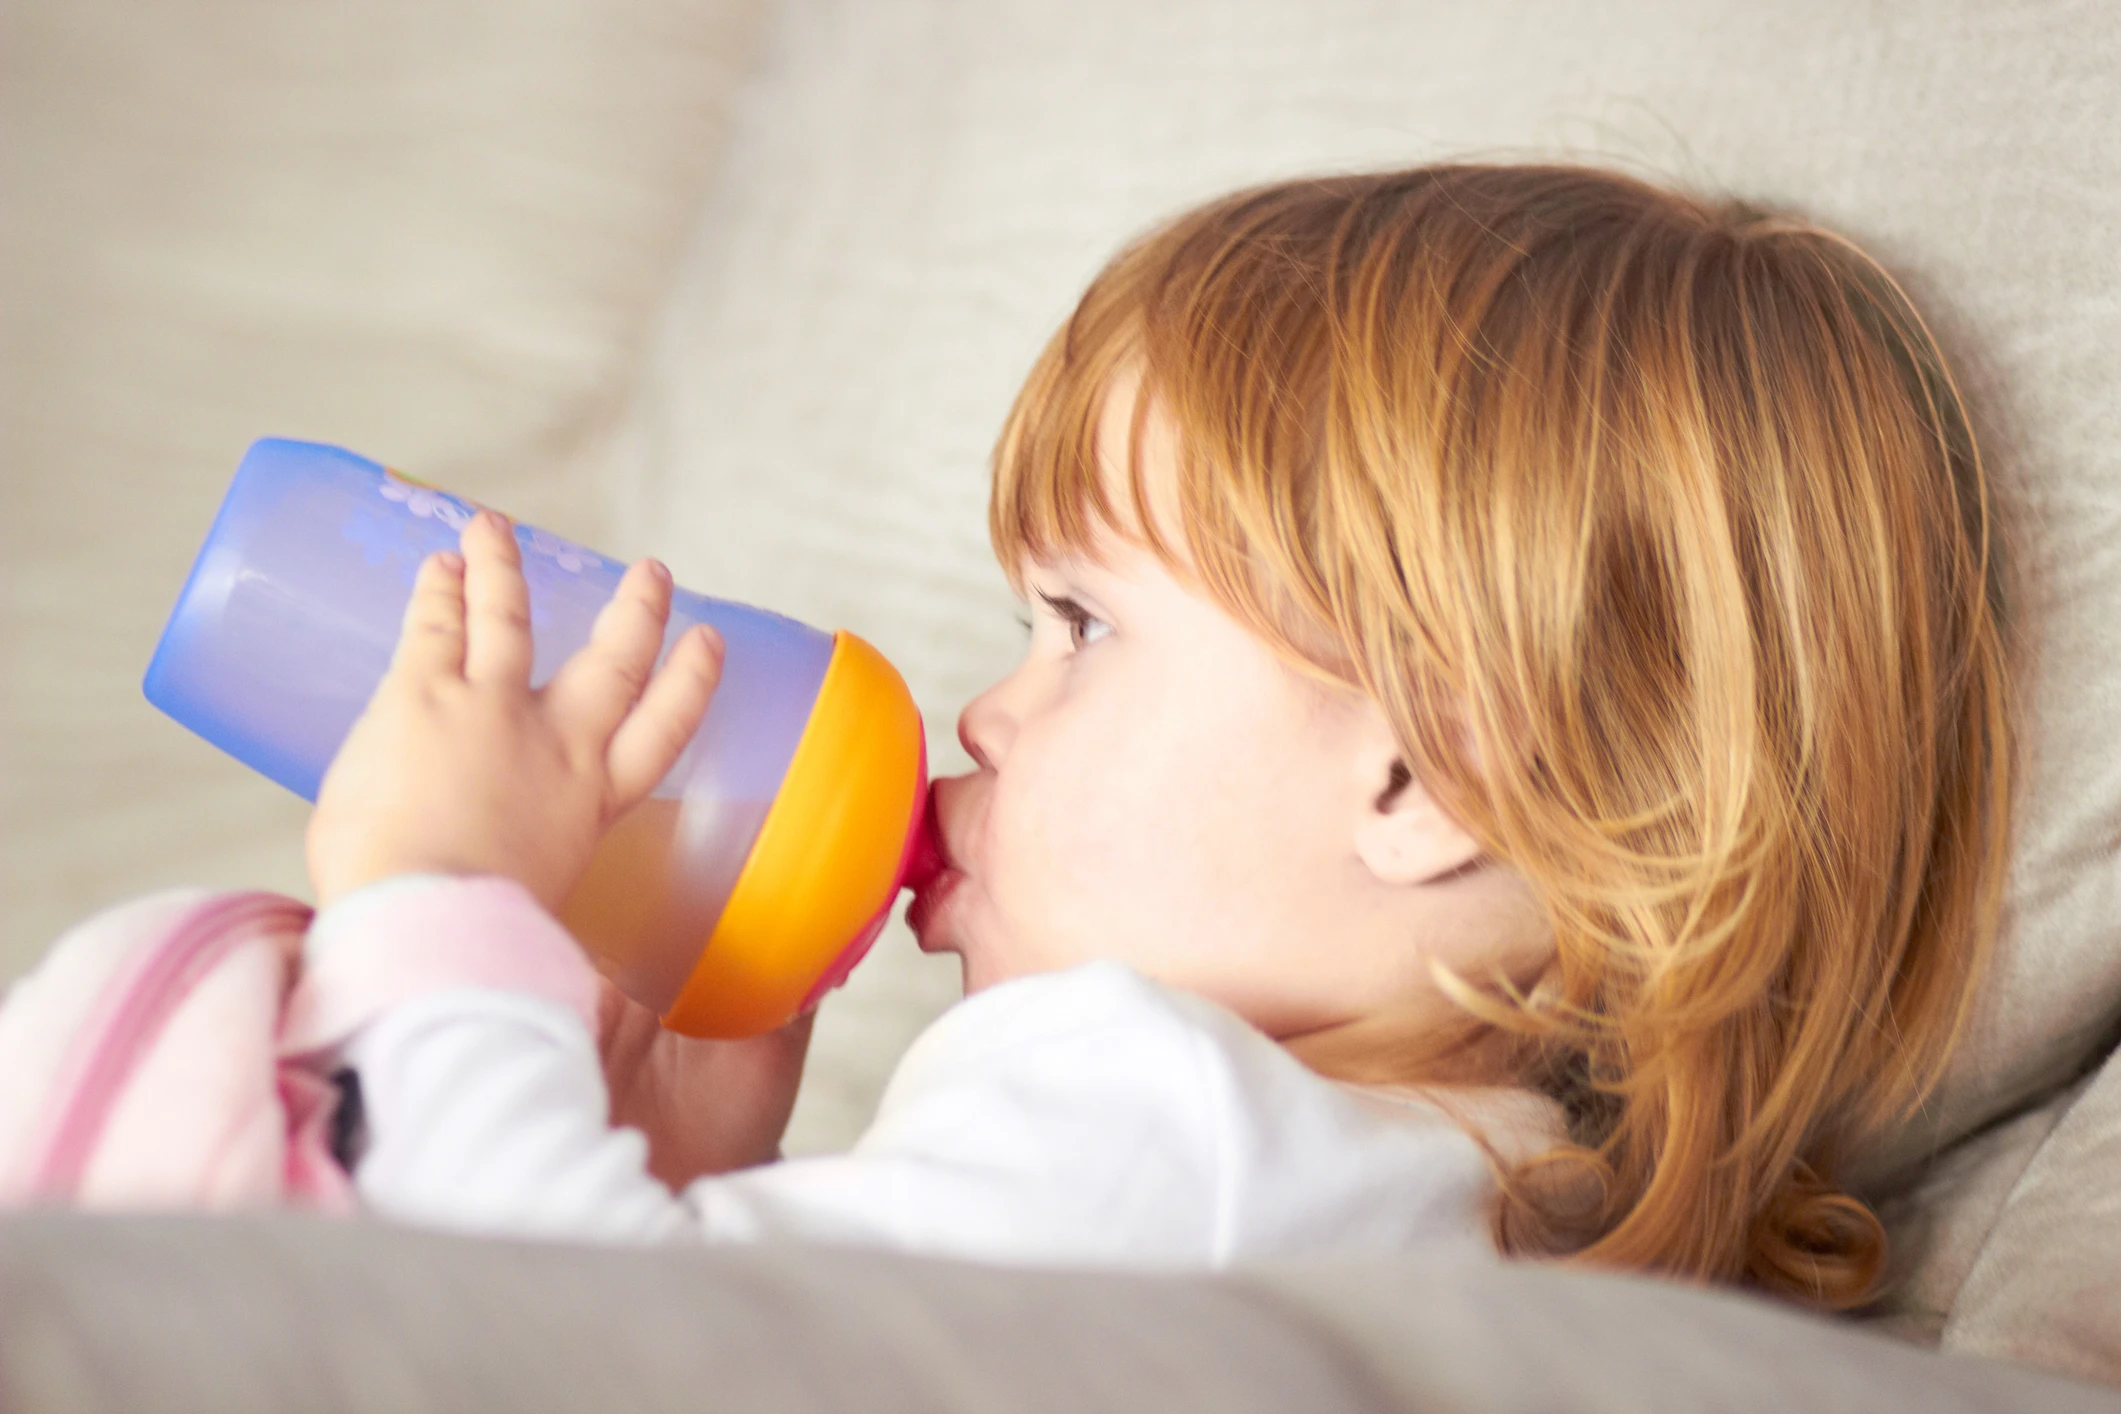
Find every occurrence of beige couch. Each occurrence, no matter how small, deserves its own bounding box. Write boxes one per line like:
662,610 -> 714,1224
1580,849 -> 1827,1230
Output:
4,1212 -> 2116,1413
4,0 -> 2118,1400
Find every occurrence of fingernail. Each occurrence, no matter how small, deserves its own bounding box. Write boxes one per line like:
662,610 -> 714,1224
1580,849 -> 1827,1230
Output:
646,558 -> 672,586
436,551 -> 465,573
478,508 -> 510,533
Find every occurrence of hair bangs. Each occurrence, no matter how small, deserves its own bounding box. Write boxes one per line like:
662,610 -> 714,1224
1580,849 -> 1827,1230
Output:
989,252 -> 1166,595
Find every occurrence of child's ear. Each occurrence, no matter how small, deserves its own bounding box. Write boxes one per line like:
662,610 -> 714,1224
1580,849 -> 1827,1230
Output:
1351,750 -> 1486,888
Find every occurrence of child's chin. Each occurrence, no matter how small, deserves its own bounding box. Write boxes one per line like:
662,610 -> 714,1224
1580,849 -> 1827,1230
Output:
954,944 -> 1012,996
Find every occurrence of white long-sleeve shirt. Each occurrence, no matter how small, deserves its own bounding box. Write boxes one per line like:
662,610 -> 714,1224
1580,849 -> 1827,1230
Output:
313,876 -> 1561,1268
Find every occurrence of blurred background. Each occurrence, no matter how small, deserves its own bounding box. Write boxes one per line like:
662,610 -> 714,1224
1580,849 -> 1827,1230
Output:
6,0 -> 2118,1166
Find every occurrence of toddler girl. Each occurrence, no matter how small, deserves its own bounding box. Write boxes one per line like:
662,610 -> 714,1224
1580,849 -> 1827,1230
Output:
305,163 -> 2011,1311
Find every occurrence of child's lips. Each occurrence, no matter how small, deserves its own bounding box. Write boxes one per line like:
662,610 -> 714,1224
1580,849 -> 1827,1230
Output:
906,868 -> 964,947
906,775 -> 970,946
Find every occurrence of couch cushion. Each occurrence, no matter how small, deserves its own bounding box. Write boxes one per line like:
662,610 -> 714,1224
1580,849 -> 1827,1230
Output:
0,1215 -> 1392,1414
608,0 -> 2121,1174
1944,1043 -> 2121,1386
1866,1079 -> 2083,1345
2,1214 -> 2114,1413
1249,1253 -> 2121,1412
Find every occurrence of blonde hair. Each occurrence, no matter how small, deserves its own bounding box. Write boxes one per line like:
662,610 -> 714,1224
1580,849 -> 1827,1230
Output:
990,164 -> 2013,1310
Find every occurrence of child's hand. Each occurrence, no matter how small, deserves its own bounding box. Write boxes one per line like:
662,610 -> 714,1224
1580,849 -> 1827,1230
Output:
307,510 -> 724,913
597,981 -> 813,1185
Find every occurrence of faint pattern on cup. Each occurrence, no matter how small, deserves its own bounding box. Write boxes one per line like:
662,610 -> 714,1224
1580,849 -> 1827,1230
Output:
380,474 -> 476,529
340,504 -> 426,585
523,525 -> 604,575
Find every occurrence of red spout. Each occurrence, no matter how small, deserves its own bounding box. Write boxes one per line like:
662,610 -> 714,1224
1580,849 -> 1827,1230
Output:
899,781 -> 944,894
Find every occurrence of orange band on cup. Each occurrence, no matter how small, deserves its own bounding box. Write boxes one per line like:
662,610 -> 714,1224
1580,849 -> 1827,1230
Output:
660,631 -> 925,1038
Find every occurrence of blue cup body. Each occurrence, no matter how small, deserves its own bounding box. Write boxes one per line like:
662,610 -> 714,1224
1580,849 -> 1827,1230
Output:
145,439 -> 838,1010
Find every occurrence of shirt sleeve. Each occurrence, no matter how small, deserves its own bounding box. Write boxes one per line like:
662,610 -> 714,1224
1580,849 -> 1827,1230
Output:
342,989 -> 698,1242
320,881 -> 1232,1262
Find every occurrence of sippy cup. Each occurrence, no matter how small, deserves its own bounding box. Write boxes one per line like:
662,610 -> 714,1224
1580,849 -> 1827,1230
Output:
144,438 -> 941,1038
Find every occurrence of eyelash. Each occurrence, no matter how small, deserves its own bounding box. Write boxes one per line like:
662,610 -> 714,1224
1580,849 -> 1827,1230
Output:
1018,591 -> 1108,649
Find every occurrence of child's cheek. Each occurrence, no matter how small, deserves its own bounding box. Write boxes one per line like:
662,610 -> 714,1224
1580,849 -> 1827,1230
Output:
989,718 -> 1145,964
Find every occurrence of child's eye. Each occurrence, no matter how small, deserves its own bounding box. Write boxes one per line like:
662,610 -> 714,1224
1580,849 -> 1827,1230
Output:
1035,591 -> 1110,651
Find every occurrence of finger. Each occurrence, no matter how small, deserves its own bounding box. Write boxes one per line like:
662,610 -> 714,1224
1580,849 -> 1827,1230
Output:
461,510 -> 535,688
607,624 -> 725,808
389,550 -> 468,681
544,557 -> 675,745
596,977 -> 657,1069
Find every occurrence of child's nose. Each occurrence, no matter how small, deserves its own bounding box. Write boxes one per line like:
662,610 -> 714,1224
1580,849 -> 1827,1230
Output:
956,682 -> 1014,772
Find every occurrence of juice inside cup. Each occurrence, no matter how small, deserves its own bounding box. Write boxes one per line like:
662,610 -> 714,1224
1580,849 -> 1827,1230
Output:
559,796 -> 754,1019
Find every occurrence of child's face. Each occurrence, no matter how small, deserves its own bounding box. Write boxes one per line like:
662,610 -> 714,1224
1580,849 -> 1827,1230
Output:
915,388 -> 1536,1039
